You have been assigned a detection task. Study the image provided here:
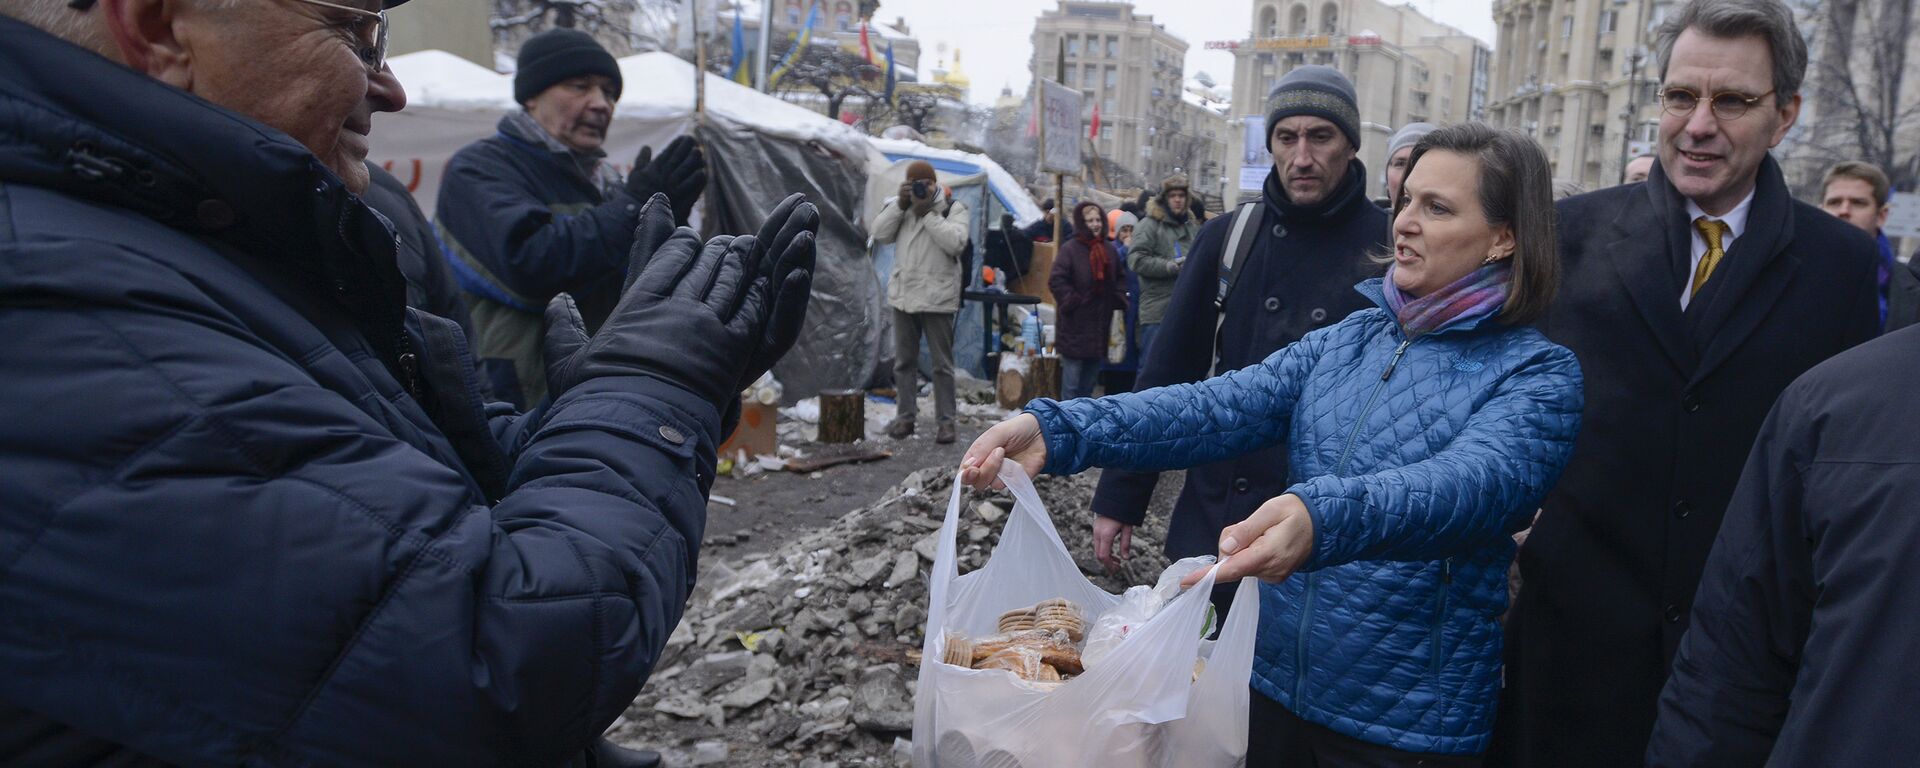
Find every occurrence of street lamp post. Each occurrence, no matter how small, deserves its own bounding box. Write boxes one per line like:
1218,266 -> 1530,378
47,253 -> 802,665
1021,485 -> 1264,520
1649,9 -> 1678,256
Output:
1617,47 -> 1644,184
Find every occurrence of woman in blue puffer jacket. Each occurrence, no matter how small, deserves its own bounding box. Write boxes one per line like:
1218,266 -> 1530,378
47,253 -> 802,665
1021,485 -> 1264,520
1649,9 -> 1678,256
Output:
960,123 -> 1582,766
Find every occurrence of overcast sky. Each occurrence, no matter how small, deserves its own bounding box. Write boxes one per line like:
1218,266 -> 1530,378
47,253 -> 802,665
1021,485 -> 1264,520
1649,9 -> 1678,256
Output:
877,0 -> 1497,106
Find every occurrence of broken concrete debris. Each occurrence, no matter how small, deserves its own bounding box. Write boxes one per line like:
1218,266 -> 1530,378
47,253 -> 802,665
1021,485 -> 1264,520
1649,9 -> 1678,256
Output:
610,466 -> 1175,764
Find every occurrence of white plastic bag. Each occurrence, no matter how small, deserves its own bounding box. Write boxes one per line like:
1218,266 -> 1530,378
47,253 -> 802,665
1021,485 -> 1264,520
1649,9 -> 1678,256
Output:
912,464 -> 1260,767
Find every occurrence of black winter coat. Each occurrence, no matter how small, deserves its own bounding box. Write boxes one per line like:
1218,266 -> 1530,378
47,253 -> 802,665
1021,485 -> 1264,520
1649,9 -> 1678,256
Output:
0,18 -> 717,765
1049,234 -> 1128,359
1886,253 -> 1920,332
1493,158 -> 1881,767
362,163 -> 481,369
1090,163 -> 1385,559
1645,325 -> 1920,767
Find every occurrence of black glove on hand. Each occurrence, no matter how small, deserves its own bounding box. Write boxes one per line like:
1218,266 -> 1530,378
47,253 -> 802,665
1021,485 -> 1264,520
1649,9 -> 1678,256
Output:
544,194 -> 759,410
738,193 -> 819,392
625,136 -> 708,225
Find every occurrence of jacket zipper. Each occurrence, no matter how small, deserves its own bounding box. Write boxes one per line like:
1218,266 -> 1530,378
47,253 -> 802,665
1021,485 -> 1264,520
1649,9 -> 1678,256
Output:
1297,334 -> 1416,705
1431,558 -> 1452,674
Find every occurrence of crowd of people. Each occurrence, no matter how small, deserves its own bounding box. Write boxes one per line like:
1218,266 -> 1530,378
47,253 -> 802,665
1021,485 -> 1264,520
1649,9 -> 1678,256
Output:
0,0 -> 1915,764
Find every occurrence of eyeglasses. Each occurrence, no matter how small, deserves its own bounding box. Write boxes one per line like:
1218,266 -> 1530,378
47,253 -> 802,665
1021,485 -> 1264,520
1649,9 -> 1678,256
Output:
1658,86 -> 1775,121
66,0 -> 388,74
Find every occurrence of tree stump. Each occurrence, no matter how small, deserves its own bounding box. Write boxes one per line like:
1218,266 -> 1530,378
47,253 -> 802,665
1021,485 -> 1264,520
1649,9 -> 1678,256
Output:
818,389 -> 865,444
996,356 -> 1063,409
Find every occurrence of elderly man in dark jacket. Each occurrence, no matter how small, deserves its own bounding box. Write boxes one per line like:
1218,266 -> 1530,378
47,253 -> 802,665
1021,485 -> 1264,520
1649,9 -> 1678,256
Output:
436,28 -> 707,407
0,4 -> 817,765
1493,0 -> 1881,764
1643,326 -> 1920,767
1088,66 -> 1384,573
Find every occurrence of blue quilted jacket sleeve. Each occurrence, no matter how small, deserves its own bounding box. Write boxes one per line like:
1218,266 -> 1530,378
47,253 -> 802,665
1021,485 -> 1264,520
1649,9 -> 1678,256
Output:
1026,322 -> 1333,475
1292,342 -> 1583,570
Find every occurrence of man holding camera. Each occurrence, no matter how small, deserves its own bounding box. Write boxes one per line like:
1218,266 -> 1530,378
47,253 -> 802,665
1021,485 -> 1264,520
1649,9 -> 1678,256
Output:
874,160 -> 970,444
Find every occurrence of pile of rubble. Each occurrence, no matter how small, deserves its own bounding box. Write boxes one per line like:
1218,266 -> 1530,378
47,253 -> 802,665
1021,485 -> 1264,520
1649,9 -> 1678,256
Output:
607,466 -> 1179,766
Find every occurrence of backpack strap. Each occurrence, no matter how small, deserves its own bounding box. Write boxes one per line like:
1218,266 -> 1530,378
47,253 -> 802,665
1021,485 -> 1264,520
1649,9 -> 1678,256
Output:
1212,201 -> 1265,376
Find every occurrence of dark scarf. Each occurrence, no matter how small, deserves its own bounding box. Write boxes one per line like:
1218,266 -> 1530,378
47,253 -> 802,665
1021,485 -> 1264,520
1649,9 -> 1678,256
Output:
1382,261 -> 1513,336
1263,158 -> 1368,222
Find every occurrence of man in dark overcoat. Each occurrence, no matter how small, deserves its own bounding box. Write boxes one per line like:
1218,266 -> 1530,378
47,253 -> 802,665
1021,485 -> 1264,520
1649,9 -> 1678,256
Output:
1087,66 -> 1384,574
1492,0 -> 1881,764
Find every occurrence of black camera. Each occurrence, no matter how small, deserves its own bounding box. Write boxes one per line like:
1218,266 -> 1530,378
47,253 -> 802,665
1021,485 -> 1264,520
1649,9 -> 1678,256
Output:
911,179 -> 932,199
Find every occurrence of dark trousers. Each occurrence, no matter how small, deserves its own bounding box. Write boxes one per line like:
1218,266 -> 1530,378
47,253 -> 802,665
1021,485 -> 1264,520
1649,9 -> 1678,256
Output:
1250,689 -> 1483,768
891,309 -> 955,425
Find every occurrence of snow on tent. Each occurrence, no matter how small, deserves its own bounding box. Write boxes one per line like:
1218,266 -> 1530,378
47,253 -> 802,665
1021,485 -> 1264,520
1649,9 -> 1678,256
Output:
864,137 -> 1043,380
375,49 -> 888,401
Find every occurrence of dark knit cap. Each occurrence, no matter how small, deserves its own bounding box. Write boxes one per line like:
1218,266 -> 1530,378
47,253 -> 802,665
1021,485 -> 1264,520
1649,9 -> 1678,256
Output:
514,29 -> 623,105
1265,65 -> 1361,149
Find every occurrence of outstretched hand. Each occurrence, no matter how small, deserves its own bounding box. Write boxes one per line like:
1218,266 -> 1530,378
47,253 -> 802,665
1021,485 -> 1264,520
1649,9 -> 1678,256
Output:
1181,493 -> 1315,588
958,413 -> 1048,490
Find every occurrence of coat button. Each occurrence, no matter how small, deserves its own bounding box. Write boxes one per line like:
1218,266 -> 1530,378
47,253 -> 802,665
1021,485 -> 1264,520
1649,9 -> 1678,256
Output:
195,199 -> 236,229
1665,604 -> 1683,623
1264,297 -> 1282,312
1309,307 -> 1328,323
1233,477 -> 1250,493
1682,392 -> 1702,412
658,425 -> 686,445
1672,500 -> 1693,519
1271,223 -> 1289,238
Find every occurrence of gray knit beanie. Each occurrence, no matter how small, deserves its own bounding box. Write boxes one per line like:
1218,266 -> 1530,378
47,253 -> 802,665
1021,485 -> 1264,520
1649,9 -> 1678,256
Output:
1264,66 -> 1361,149
1387,122 -> 1436,158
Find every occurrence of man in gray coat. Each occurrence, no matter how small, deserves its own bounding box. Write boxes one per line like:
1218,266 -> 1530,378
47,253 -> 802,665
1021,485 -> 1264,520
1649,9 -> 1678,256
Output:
875,160 -> 970,444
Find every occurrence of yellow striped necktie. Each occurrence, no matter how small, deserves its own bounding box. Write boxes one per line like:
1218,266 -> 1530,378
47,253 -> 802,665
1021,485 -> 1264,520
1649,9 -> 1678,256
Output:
1692,217 -> 1730,295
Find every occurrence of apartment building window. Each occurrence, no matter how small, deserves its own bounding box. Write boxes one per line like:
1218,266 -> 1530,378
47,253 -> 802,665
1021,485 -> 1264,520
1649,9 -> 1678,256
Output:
1290,3 -> 1308,35
1101,125 -> 1113,140
1064,67 -> 1075,86
1085,64 -> 1098,87
1067,34 -> 1080,56
833,1 -> 852,31
1260,5 -> 1278,36
1320,2 -> 1338,33
1561,15 -> 1573,39
1107,35 -> 1120,57
1105,66 -> 1117,88
1104,97 -> 1116,114
1600,10 -> 1618,33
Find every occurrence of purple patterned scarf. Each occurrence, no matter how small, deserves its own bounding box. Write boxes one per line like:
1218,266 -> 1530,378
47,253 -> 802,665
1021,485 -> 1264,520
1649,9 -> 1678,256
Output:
1382,261 -> 1513,336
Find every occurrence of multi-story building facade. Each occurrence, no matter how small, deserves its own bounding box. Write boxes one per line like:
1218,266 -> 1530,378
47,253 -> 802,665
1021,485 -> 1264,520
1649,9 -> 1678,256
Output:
1485,0 -> 1664,190
1221,0 -> 1491,200
1030,1 -> 1196,189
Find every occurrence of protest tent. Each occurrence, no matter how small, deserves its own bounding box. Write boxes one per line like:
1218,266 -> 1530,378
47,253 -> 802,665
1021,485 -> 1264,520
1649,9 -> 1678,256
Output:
377,49 -> 889,400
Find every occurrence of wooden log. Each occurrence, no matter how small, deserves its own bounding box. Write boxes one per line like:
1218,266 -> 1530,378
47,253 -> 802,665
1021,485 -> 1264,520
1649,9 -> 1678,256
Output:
996,355 -> 1063,409
1026,356 -> 1061,403
817,389 -> 865,444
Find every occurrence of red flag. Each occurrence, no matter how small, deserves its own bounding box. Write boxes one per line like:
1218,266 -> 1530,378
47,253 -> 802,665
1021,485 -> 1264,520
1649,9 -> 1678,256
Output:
859,21 -> 874,64
1090,103 -> 1101,140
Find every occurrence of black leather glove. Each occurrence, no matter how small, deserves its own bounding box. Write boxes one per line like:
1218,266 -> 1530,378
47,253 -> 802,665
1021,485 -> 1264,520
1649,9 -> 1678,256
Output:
544,194 -> 753,409
543,194 -> 817,409
625,136 -> 707,225
740,193 -> 819,391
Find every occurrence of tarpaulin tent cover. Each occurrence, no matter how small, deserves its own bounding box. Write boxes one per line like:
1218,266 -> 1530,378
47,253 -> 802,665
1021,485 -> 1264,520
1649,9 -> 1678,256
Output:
376,50 -> 888,401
